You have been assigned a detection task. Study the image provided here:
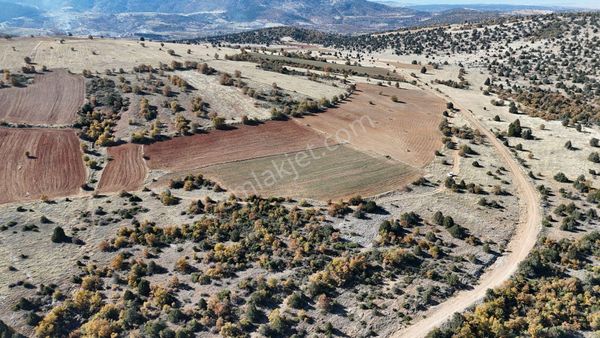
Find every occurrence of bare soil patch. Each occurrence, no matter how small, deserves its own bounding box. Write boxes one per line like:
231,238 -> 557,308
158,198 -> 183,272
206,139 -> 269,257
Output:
144,121 -> 330,173
98,143 -> 147,193
297,83 -> 445,167
0,128 -> 86,204
200,145 -> 420,200
0,69 -> 84,125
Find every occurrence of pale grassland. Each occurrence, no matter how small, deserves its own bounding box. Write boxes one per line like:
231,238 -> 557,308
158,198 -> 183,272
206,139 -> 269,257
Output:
177,70 -> 270,121
206,59 -> 347,99
0,37 -> 238,73
430,65 -> 600,189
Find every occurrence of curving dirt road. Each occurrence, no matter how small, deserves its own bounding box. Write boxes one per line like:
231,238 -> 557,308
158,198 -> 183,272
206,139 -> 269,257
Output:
391,87 -> 542,338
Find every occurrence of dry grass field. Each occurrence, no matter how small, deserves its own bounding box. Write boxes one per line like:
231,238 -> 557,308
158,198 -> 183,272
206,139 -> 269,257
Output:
112,70 -> 272,141
298,83 -> 445,168
97,143 -> 147,193
0,128 -> 85,204
200,145 -> 420,200
0,37 -> 238,73
427,64 -> 600,190
144,121 -> 330,173
0,69 -> 84,125
389,61 -> 433,71
247,52 -> 405,80
176,70 -> 270,121
206,60 -> 347,99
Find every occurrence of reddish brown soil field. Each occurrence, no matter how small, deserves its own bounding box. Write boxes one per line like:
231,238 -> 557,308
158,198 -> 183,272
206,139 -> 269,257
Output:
0,69 -> 84,125
144,121 -> 330,173
0,128 -> 86,204
296,83 -> 445,168
98,143 -> 147,193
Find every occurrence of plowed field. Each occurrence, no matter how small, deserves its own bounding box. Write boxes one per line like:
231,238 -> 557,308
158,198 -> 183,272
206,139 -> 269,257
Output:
0,69 -> 84,125
144,121 -> 330,173
0,128 -> 85,204
297,83 -> 445,167
98,143 -> 147,193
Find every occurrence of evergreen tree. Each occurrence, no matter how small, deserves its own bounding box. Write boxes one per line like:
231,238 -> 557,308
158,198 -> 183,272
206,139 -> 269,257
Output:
507,119 -> 522,137
51,227 -> 68,243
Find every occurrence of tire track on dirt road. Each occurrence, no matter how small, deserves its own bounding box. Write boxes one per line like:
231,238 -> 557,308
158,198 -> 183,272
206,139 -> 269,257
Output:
392,86 -> 542,338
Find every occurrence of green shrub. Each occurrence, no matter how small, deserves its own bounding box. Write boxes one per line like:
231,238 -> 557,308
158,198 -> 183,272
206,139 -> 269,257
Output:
51,227 -> 68,243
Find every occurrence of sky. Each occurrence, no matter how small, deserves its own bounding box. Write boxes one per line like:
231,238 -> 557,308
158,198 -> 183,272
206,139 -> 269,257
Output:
387,0 -> 600,9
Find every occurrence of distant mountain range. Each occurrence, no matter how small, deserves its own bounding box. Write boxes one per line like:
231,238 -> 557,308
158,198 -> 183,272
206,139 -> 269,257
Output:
0,0 -> 590,39
377,2 -> 585,12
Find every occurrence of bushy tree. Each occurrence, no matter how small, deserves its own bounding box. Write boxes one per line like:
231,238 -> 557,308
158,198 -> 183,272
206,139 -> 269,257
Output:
443,216 -> 454,228
554,172 -> 570,183
508,101 -> 518,114
433,211 -> 444,225
564,140 -> 574,150
507,119 -> 522,137
51,227 -> 68,243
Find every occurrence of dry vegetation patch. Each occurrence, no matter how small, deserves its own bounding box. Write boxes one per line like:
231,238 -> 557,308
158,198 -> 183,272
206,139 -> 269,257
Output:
0,128 -> 85,204
0,37 -> 238,73
176,70 -> 270,121
390,61 -> 432,71
0,69 -> 84,125
245,52 -> 404,81
206,59 -> 346,99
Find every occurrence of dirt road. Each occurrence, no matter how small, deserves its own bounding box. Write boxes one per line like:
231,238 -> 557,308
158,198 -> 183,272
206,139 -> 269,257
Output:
392,87 -> 542,338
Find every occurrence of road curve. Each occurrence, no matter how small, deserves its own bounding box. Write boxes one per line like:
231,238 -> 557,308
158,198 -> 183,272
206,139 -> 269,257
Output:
391,88 -> 542,338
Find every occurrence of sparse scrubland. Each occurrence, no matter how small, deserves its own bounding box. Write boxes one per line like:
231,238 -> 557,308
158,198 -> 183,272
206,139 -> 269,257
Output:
1,10 -> 599,338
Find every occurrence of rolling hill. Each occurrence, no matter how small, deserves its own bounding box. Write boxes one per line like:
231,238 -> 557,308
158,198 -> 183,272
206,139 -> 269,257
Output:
0,0 -> 581,38
1,0 -> 422,37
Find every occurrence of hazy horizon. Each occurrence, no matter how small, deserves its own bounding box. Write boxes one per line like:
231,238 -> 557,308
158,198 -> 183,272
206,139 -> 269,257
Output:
6,0 -> 600,9
383,0 -> 600,9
